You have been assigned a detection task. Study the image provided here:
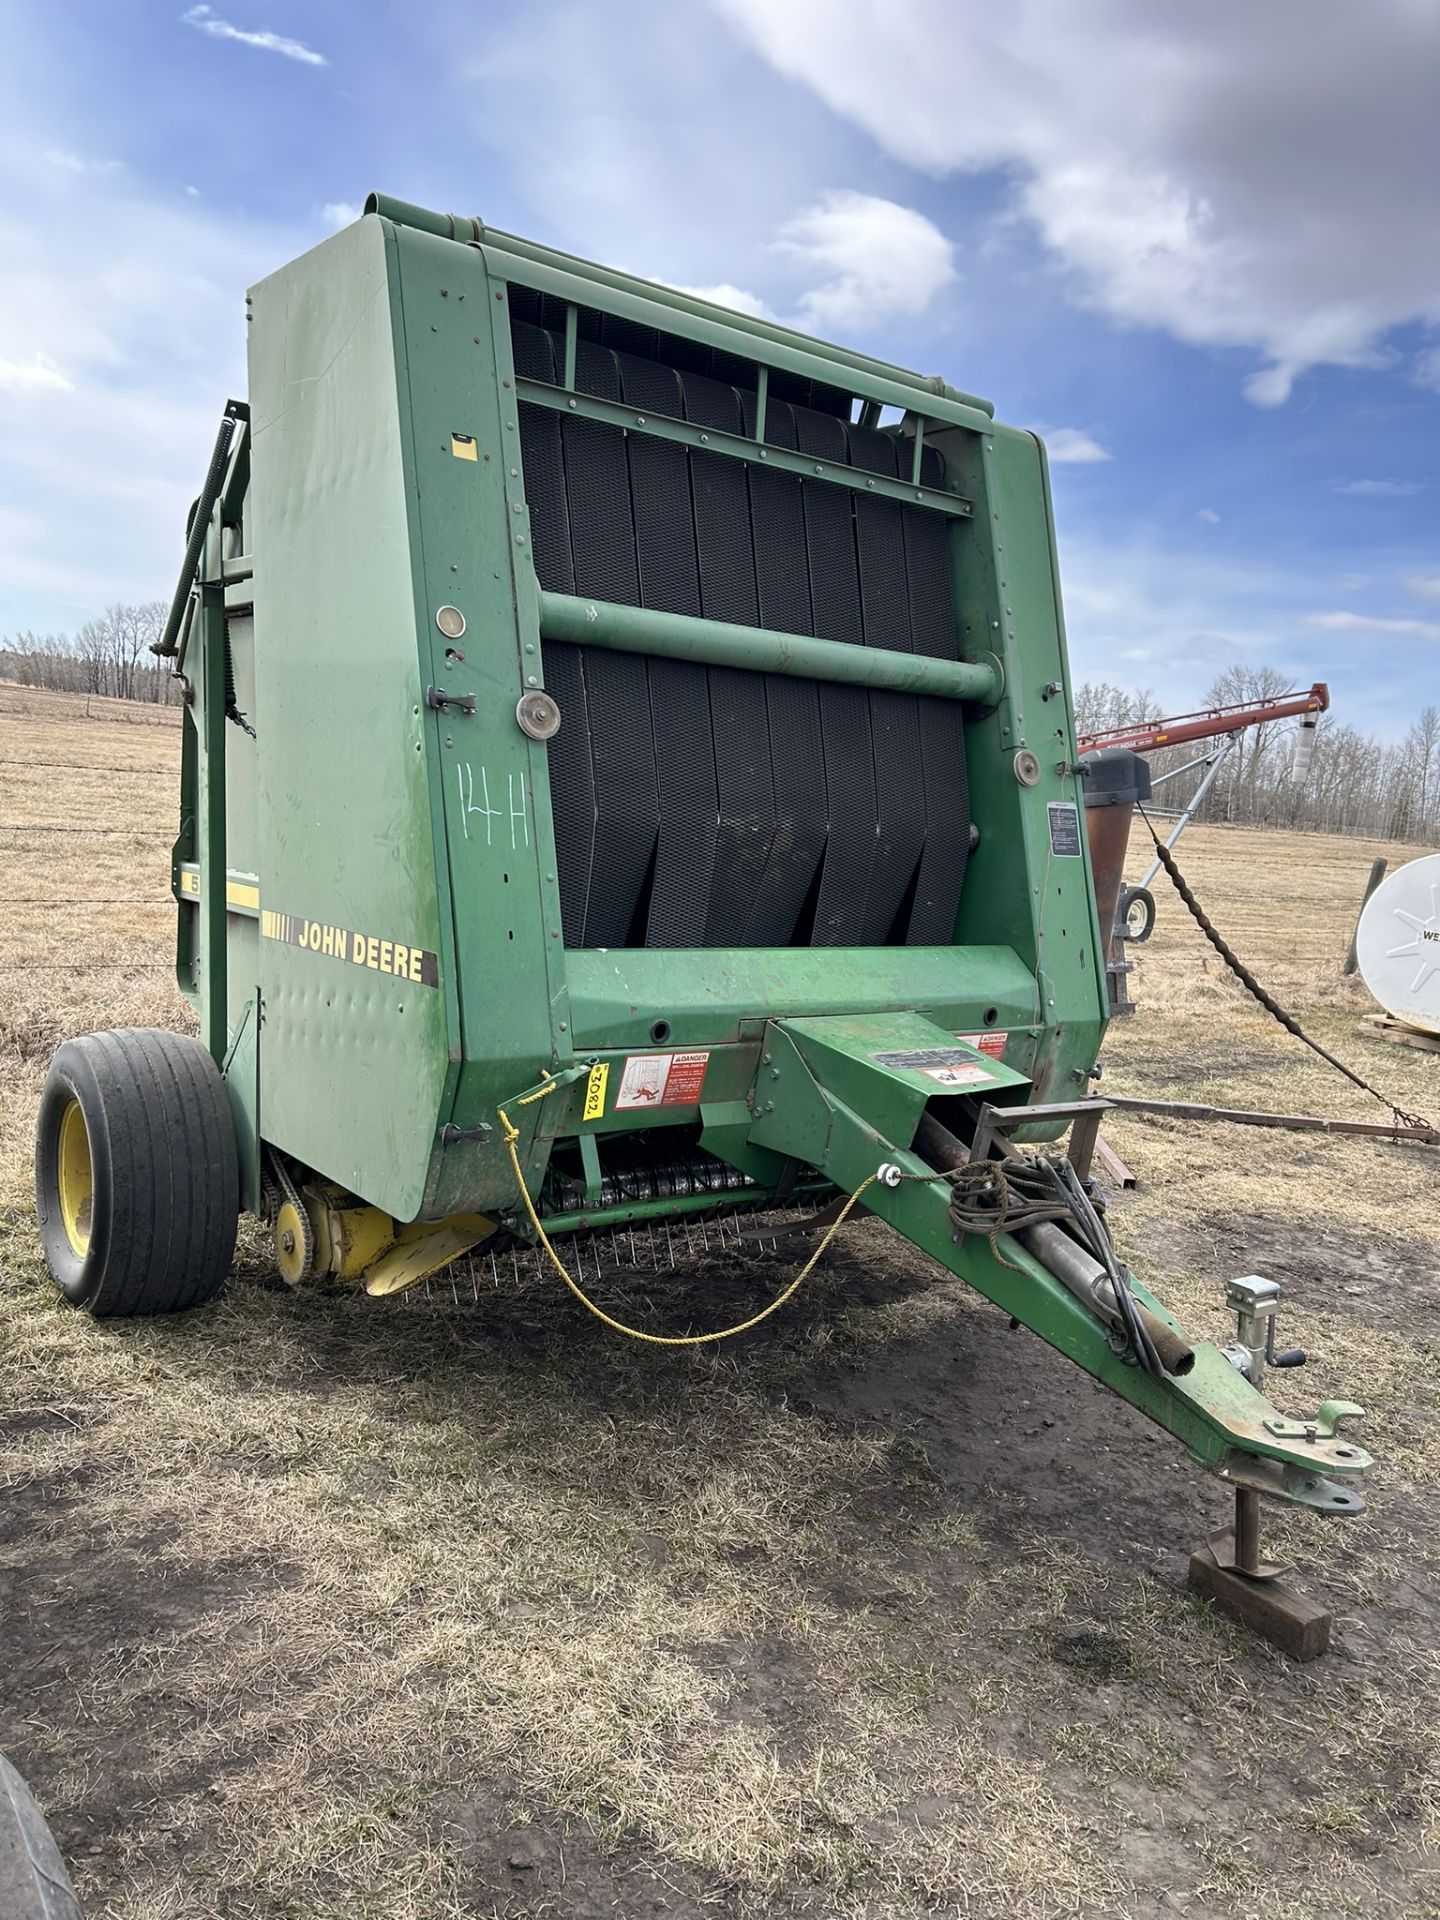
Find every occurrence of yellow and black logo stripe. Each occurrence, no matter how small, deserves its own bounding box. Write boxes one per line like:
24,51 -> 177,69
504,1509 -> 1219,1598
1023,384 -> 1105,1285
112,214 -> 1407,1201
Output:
261,909 -> 439,988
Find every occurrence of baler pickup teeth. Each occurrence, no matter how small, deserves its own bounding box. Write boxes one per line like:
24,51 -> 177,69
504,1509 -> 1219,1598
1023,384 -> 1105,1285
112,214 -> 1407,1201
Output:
405,1199 -> 841,1312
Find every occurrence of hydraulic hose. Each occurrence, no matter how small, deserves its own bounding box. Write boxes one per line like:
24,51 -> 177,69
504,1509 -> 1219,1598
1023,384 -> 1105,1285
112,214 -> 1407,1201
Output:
913,1112 -> 1194,1376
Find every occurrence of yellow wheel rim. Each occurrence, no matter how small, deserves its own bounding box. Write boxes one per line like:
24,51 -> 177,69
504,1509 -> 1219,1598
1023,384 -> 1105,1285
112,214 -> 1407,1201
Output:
56,1098 -> 94,1257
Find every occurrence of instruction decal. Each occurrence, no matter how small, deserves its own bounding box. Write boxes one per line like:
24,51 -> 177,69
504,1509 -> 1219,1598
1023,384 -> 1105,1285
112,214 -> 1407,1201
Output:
956,1030 -> 1009,1059
1047,802 -> 1082,856
873,1046 -> 999,1087
615,1050 -> 711,1110
260,909 -> 439,988
582,1062 -> 610,1122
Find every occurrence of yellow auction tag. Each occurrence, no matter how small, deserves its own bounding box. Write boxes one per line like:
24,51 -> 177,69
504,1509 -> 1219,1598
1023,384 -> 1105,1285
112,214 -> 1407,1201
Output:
582,1062 -> 609,1123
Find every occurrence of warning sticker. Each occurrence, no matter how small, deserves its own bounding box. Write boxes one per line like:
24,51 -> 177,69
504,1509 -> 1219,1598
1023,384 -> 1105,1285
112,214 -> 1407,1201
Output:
873,1046 -> 1000,1088
615,1050 -> 711,1111
582,1062 -> 609,1122
956,1030 -> 1009,1059
918,1061 -> 994,1086
1047,802 -> 1082,856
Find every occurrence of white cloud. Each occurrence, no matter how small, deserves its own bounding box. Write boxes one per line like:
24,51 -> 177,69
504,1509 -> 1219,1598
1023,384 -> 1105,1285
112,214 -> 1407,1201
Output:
664,192 -> 954,338
716,0 -> 1440,403
320,201 -> 362,229
1405,574 -> 1440,600
0,351 -> 73,394
1042,427 -> 1109,465
44,149 -> 121,176
1335,478 -> 1421,498
180,5 -> 326,66
1197,508 -> 1221,524
668,281 -> 775,321
1307,611 -> 1440,640
777,189 -> 956,332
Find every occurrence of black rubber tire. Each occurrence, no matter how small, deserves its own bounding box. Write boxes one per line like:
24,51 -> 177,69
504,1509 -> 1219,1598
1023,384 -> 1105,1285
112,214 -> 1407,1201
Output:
1118,884 -> 1157,944
34,1028 -> 239,1317
0,1753 -> 83,1920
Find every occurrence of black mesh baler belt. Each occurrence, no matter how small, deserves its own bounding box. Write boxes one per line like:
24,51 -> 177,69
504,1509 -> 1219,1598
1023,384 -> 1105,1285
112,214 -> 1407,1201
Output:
563,336 -> 660,946
791,403 -> 878,944
614,351 -> 719,948
676,369 -> 779,947
507,301 -> 972,953
847,423 -> 928,941
737,392 -> 828,945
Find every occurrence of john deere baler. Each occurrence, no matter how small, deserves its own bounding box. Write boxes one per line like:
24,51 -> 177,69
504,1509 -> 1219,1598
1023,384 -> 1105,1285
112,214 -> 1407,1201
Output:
34,194 -> 1369,1573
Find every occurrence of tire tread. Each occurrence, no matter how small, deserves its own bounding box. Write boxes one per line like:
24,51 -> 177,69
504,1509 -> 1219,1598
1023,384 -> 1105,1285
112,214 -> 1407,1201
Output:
36,1026 -> 239,1317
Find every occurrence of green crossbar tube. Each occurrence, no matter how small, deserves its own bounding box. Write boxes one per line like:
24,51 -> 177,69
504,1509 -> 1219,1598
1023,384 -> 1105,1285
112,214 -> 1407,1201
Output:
536,590 -> 1004,704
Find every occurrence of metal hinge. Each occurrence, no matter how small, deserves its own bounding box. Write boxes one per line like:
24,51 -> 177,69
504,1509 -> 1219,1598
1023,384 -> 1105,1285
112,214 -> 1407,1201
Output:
426,686 -> 477,716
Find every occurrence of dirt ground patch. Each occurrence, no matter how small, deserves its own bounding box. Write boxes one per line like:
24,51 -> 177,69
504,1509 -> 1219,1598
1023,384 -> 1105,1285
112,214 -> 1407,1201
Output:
3,685 -> 1440,1919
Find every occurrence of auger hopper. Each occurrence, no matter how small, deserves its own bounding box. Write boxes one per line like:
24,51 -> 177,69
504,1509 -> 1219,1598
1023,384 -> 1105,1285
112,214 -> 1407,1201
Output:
34,195 -> 1370,1645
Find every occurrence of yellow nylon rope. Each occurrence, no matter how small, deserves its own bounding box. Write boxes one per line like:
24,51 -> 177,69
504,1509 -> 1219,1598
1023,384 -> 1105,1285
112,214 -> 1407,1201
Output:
498,1103 -> 877,1347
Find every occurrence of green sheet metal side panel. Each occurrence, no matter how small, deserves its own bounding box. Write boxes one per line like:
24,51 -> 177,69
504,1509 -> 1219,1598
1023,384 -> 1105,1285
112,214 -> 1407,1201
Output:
944,422 -> 1108,1120
387,228 -> 574,1219
247,217 -> 456,1220
564,945 -> 1040,1054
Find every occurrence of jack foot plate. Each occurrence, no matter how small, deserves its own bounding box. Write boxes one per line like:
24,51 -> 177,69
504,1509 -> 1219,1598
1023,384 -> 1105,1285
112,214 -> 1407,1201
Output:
1188,1542 -> 1332,1660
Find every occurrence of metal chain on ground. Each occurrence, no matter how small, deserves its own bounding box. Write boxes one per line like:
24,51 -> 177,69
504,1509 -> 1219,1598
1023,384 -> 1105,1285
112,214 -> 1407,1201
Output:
1138,805 -> 1434,1135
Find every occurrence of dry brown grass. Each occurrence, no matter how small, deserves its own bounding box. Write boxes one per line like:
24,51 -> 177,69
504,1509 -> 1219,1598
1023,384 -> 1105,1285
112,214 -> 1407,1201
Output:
3,686 -> 1440,1920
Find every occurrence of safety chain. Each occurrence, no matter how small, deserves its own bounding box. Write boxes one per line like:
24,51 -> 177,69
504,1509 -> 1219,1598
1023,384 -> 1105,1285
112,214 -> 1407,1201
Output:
1139,808 -> 1434,1137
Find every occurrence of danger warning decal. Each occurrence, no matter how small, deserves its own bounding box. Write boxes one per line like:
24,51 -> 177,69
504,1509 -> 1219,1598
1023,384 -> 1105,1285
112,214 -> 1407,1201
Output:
615,1050 -> 711,1111
260,909 -> 439,988
956,1030 -> 1009,1059
872,1045 -> 1001,1088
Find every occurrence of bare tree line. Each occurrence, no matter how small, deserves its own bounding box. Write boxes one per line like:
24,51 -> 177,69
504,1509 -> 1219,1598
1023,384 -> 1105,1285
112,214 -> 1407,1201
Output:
1,603 -> 181,706
1076,665 -> 1440,846
3,619 -> 1434,845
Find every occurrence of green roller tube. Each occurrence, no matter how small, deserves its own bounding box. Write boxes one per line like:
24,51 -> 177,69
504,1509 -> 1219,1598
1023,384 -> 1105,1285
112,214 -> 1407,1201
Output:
537,590 -> 1004,705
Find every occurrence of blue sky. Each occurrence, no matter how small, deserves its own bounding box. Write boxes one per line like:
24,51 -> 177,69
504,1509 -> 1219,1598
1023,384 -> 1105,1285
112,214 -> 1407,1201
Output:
2,0 -> 1437,737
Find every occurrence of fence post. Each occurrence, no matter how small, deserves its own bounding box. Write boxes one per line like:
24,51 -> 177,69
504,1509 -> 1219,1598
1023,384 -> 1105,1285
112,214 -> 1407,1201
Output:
1342,856 -> 1388,975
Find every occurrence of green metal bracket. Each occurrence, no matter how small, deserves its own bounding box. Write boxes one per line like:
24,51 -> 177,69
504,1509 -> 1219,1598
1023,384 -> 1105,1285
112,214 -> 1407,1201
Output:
196,515 -> 228,1063
562,302 -> 578,391
515,378 -> 973,518
728,1014 -> 1372,1505
1264,1401 -> 1366,1442
578,1129 -> 603,1206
